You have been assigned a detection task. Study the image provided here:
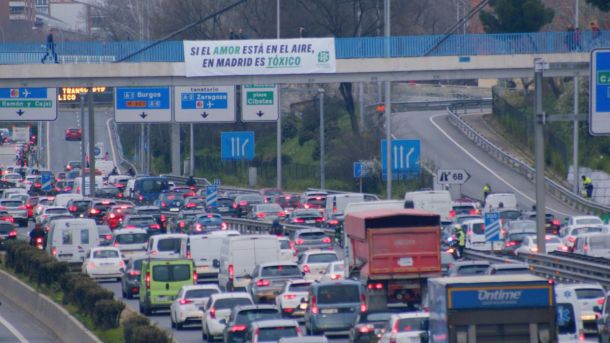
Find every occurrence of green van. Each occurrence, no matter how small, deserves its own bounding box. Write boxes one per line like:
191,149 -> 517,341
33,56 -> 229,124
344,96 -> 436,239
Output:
139,258 -> 196,315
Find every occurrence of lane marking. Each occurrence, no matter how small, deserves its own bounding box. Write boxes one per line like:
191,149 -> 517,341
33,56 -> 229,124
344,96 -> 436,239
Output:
0,312 -> 29,343
429,113 -> 571,217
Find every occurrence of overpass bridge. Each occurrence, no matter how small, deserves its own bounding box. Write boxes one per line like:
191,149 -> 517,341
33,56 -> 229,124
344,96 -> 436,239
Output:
0,30 -> 605,87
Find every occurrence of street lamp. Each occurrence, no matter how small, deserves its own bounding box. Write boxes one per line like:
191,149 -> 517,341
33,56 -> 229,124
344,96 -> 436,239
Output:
318,88 -> 325,189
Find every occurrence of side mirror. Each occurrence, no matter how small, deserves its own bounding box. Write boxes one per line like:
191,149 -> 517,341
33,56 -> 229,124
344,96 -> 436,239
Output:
213,259 -> 220,268
594,306 -> 603,314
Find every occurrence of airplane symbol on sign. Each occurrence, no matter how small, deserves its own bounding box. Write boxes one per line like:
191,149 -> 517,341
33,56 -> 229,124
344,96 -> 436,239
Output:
206,101 -> 213,108
22,89 -> 31,98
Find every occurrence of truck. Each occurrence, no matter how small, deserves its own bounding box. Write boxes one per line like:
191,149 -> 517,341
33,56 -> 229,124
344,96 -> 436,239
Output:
428,275 -> 556,343
344,209 -> 442,310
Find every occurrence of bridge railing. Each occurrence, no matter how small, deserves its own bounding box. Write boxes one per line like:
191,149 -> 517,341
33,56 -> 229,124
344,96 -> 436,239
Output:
0,30 -> 606,65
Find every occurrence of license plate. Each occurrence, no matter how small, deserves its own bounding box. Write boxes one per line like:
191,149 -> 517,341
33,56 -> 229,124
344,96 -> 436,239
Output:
321,308 -> 337,314
156,295 -> 172,302
101,263 -> 114,266
306,220 -> 315,224
170,208 -> 180,212
219,207 -> 229,211
299,303 -> 308,310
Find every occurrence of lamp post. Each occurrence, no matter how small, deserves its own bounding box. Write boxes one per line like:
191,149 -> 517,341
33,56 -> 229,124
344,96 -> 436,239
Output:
319,88 -> 325,189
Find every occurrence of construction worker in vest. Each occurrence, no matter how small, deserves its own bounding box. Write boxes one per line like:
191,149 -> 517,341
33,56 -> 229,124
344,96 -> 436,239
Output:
453,225 -> 465,258
483,183 -> 491,200
582,175 -> 594,199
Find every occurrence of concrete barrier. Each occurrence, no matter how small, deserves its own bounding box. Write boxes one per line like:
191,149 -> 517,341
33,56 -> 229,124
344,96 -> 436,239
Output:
0,269 -> 102,343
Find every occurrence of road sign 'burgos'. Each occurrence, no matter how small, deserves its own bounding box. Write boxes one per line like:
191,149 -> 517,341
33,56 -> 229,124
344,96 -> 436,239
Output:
241,85 -> 278,122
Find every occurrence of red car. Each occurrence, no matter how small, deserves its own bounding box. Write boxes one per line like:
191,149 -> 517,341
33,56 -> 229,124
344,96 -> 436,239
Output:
103,205 -> 136,230
65,128 -> 82,141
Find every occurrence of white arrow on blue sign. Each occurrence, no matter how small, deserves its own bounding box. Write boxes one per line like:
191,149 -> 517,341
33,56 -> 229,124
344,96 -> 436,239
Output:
381,139 -> 420,180
115,87 -> 172,123
221,131 -> 255,161
484,212 -> 501,242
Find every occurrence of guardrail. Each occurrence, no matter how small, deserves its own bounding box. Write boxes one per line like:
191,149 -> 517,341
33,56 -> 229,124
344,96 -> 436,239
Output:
369,98 -> 493,113
223,217 -> 335,237
447,106 -> 610,215
109,119 -> 138,174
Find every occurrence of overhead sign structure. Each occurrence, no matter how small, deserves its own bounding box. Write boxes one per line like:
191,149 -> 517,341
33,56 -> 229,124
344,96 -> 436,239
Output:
183,38 -> 336,77
115,87 -> 171,123
174,86 -> 236,123
0,88 -> 57,121
381,139 -> 421,179
436,169 -> 470,185
590,49 -> 610,135
241,85 -> 278,122
484,212 -> 501,242
221,131 -> 255,161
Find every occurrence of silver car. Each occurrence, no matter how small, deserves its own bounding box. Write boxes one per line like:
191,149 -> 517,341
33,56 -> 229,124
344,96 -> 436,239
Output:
0,199 -> 27,227
248,262 -> 303,303
304,280 -> 365,335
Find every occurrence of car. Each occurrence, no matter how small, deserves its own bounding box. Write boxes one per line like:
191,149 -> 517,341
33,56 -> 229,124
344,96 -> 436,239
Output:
514,235 -> 566,256
246,319 -> 302,343
247,262 -> 304,303
260,188 -> 283,203
486,263 -> 531,275
65,161 -> 82,171
273,194 -> 301,214
0,199 -> 28,226
24,195 -> 39,219
97,225 -> 113,246
556,283 -> 605,335
155,192 -> 185,212
120,257 -> 144,299
201,292 -> 254,341
521,211 -> 562,235
138,258 -> 196,315
0,210 -> 14,224
171,209 -> 205,233
188,213 -> 225,234
170,284 -> 221,330
65,128 -> 82,141
171,186 -> 196,198
35,205 -> 70,225
40,213 -> 74,233
86,199 -> 117,224
350,309 -> 402,343
67,198 -> 92,218
135,206 -> 167,231
304,280 -> 366,335
301,192 -> 327,211
121,215 -> 162,235
287,209 -> 326,227
2,173 -> 22,184
184,196 -> 206,210
447,261 -> 490,276
278,236 -> 296,262
111,228 -> 149,260
223,305 -> 282,343
379,312 -> 430,343
502,231 -> 536,255
0,222 -> 17,249
248,203 -> 286,222
451,213 -> 482,225
319,261 -> 346,282
232,194 -> 264,217
103,205 -> 136,230
290,228 -> 332,255
82,247 -> 125,280
298,250 -> 339,281
276,280 -> 312,318
561,225 -> 606,250
462,218 -> 486,249
97,185 -> 122,199
573,232 -> 610,257
208,197 -> 238,216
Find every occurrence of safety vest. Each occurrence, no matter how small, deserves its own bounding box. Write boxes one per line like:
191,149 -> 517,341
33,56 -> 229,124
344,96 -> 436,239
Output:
458,231 -> 465,246
584,177 -> 592,186
483,185 -> 491,192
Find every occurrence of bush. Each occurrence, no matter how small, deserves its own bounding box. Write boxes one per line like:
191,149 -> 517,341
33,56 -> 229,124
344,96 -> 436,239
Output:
93,300 -> 125,330
129,325 -> 171,343
123,314 -> 151,343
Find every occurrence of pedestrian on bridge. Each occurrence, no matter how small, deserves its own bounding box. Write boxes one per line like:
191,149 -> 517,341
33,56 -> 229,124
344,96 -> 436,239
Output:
582,175 -> 594,199
41,28 -> 58,64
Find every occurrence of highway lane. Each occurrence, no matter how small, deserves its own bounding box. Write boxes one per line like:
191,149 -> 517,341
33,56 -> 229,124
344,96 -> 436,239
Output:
392,110 -> 580,217
0,291 -> 60,343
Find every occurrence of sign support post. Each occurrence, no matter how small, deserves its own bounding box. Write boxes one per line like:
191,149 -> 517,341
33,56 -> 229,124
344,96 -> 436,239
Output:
534,58 -> 548,254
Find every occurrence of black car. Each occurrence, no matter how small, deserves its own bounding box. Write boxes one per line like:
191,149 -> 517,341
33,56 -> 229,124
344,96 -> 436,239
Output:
155,193 -> 185,212
97,185 -> 122,199
207,197 -> 238,217
67,198 -> 93,218
135,206 -> 167,232
350,309 -> 402,343
121,215 -> 162,235
223,305 -> 281,343
171,210 -> 205,233
121,258 -> 144,299
0,222 -> 17,249
232,194 -> 264,217
521,211 -> 562,235
87,199 -> 117,224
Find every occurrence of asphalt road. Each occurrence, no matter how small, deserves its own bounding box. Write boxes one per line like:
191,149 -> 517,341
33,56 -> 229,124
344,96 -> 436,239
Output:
0,290 -> 60,343
392,110 -> 581,217
0,145 -> 18,169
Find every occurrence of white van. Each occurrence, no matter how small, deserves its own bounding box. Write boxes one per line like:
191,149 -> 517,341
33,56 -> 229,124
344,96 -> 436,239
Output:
343,200 -> 404,215
462,218 -> 487,249
95,160 -> 115,176
573,232 -> 610,258
217,235 -> 281,291
324,193 -> 365,219
404,190 -> 453,222
554,284 -> 586,342
146,233 -> 188,259
72,176 -> 104,196
47,218 -> 99,264
54,194 -> 83,207
484,193 -> 518,211
123,179 -> 136,198
182,235 -> 226,283
108,175 -> 131,186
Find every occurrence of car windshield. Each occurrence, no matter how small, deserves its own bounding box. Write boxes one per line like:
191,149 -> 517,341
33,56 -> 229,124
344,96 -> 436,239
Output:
185,289 -> 219,299
239,195 -> 262,202
137,209 -> 160,216
500,211 -> 522,220
572,227 -> 604,235
556,303 -> 576,334
1,201 -> 22,207
509,221 -> 536,231
93,250 -> 119,258
197,216 -> 222,224
140,179 -> 167,193
295,211 -> 322,218
590,236 -> 610,249
456,216 -> 480,224
396,318 -> 429,332
574,289 -> 604,299
472,223 -> 485,235
576,218 -> 603,225
279,240 -> 291,249
494,268 -> 530,275
214,298 -> 252,309
47,208 -> 68,214
256,204 -> 282,213
162,194 -> 185,201
317,285 -> 360,304
157,238 -> 182,252
531,237 -> 562,245
508,233 -> 534,242
330,263 -> 345,272
308,254 -> 337,263
257,327 -> 298,341
0,224 -> 14,234
235,309 -> 280,325
152,264 -> 190,282
116,233 -> 149,244
299,232 -> 325,240
261,265 -> 301,277
360,312 -> 395,323
457,265 -> 488,275
453,205 -> 475,213
127,217 -> 155,225
288,283 -> 311,292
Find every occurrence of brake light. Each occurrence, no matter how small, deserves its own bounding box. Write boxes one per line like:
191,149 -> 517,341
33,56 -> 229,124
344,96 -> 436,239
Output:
105,234 -> 112,240
552,219 -> 561,226
322,237 -> 331,244
150,250 -> 157,256
35,237 -> 42,244
221,222 -> 227,230
129,270 -> 140,276
160,214 -> 166,222
148,224 -> 160,230
505,241 -> 517,247
193,271 -> 198,284
90,208 -> 99,215
186,202 -> 196,208
118,260 -> 125,268
283,294 -> 297,300
195,224 -> 202,231
278,211 -> 286,217
367,283 -> 383,290
568,236 -> 576,243
232,204 -> 238,209
52,247 -> 57,256
311,296 -> 318,314
179,221 -> 185,228
69,205 -> 77,212
359,325 -> 374,333
597,298 -> 605,305
294,218 -> 305,223
228,264 -> 234,281
145,272 -> 150,289
579,329 -> 585,341
315,217 -> 325,222
109,213 -> 116,219
229,324 -> 247,332
360,293 -> 367,312
330,274 -> 341,280
559,245 -> 569,251
138,195 -> 144,201
239,201 -> 248,206
328,219 -> 339,225
179,298 -> 193,305
303,204 -> 310,209
88,261 -> 96,269
530,246 -> 539,253
302,264 -> 310,273
8,230 -> 16,237
449,210 -> 456,219
256,279 -> 270,287
117,193 -> 123,198
295,239 -> 305,245
209,307 -> 216,319
256,212 -> 266,218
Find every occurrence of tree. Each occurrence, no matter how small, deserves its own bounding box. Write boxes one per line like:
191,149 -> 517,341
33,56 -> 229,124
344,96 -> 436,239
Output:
479,0 -> 555,33
586,0 -> 610,11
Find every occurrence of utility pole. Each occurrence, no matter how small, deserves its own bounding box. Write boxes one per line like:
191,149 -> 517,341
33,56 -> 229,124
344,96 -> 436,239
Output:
319,88 -> 325,189
190,123 -> 194,176
384,0 -> 392,199
534,58 -> 548,254
88,87 -> 96,198
276,0 -> 282,190
573,0 -> 580,194
80,93 -> 86,196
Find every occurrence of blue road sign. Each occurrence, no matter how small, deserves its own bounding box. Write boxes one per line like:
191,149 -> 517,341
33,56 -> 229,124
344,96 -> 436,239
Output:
206,185 -> 218,208
41,171 -> 52,192
484,212 -> 501,242
0,87 -> 57,121
353,162 -> 370,178
174,86 -> 236,123
381,139 -> 420,179
213,179 -> 221,186
590,49 -> 610,135
221,131 -> 255,161
114,87 -> 171,123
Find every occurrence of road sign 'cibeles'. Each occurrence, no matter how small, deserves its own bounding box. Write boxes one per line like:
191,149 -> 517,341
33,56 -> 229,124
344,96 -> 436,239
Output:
183,38 -> 336,77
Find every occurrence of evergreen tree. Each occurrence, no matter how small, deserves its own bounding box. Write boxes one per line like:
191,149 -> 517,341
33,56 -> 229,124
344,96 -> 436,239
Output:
479,0 -> 554,33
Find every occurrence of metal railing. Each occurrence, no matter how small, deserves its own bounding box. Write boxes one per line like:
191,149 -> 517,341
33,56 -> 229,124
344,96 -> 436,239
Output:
447,106 -> 610,216
369,98 -> 492,113
223,217 -> 335,237
0,30 -> 606,65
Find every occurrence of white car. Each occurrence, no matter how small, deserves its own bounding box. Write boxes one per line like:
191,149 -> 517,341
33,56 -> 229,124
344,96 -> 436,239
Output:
2,173 -> 22,184
275,280 -> 312,317
35,206 -> 71,225
555,283 -> 605,335
111,228 -> 148,261
561,225 -> 606,249
297,250 -> 339,281
170,284 -> 221,330
33,197 -> 55,218
319,261 -> 346,282
514,235 -> 566,256
278,236 -> 296,262
82,247 -> 124,280
201,292 -> 254,341
380,312 -> 430,343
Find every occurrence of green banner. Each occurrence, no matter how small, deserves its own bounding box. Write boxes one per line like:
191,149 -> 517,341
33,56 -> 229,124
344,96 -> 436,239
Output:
246,91 -> 274,106
598,71 -> 610,85
0,100 -> 52,108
